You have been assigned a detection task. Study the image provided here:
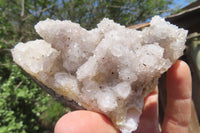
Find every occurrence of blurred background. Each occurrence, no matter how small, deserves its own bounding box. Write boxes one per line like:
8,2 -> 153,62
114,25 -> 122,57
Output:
0,0 -> 199,132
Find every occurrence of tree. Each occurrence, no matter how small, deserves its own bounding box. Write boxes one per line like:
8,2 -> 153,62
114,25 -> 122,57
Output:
0,0 -> 174,132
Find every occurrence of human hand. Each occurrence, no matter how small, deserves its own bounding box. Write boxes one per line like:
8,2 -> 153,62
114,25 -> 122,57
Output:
54,60 -> 192,133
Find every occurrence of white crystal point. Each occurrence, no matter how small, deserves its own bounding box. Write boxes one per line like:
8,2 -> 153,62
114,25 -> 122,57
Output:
11,16 -> 188,133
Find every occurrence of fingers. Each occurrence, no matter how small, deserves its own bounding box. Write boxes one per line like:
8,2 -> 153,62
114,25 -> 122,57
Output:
54,110 -> 118,133
134,88 -> 160,133
162,60 -> 192,133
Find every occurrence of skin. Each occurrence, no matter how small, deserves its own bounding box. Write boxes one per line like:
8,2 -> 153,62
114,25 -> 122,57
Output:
54,60 -> 192,133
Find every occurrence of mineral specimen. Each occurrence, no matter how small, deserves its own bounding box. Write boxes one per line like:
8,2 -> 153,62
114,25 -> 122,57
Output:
11,16 -> 187,133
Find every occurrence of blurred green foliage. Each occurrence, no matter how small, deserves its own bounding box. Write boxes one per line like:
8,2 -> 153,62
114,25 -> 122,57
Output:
0,0 -> 177,132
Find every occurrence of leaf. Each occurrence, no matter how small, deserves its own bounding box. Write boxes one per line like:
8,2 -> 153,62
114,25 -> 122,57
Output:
0,126 -> 8,133
17,90 -> 26,98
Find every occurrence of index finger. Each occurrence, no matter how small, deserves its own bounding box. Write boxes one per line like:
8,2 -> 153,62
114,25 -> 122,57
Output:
162,60 -> 192,133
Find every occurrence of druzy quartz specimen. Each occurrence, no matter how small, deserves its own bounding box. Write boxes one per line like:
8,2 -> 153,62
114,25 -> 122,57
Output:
11,16 -> 187,133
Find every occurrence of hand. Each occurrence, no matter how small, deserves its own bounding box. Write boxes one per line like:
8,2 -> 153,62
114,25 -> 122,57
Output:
54,60 -> 192,133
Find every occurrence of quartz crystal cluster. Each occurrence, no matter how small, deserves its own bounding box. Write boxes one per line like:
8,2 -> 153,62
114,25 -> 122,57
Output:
11,16 -> 187,133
